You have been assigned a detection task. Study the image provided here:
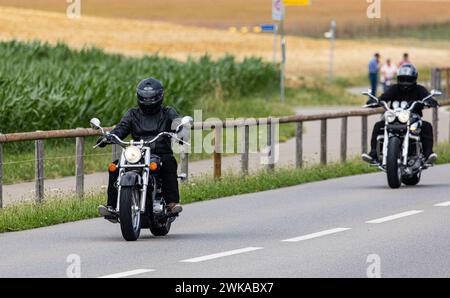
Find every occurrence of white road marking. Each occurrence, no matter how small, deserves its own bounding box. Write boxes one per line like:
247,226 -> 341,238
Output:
366,210 -> 424,224
282,228 -> 351,242
434,201 -> 450,207
98,269 -> 155,278
180,247 -> 263,263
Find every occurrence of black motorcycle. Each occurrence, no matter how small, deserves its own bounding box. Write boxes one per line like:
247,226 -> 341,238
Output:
362,89 -> 441,189
90,116 -> 192,241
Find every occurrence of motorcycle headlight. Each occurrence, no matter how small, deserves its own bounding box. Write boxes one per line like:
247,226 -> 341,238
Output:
398,111 -> 410,123
392,101 -> 400,109
385,111 -> 396,123
124,146 -> 142,164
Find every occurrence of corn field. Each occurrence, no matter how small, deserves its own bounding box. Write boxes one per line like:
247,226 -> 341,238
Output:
0,40 -> 279,134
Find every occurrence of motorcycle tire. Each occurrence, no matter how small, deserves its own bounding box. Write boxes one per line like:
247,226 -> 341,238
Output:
119,187 -> 141,241
386,137 -> 402,189
402,172 -> 421,186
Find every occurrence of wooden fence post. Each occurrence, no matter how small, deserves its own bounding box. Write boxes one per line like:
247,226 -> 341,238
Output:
340,117 -> 348,163
0,142 -> 3,209
446,69 -> 450,99
180,149 -> 189,180
320,119 -> 327,165
241,125 -> 249,175
267,119 -> 275,171
35,139 -> 44,203
361,115 -> 368,154
75,135 -> 85,198
214,124 -> 222,179
431,68 -> 441,144
295,122 -> 303,168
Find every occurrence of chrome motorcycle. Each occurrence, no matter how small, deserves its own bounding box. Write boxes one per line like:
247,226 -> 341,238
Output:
363,89 -> 441,189
90,116 -> 192,241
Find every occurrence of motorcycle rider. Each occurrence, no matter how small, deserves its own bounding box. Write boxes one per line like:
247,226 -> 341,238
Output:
362,64 -> 439,165
98,77 -> 184,220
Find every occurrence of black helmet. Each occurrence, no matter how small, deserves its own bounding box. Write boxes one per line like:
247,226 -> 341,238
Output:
136,77 -> 164,114
397,64 -> 418,91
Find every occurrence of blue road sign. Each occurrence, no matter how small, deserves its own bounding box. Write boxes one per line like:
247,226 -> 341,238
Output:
260,24 -> 277,32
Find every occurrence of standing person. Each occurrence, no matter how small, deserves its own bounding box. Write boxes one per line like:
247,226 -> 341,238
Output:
380,58 -> 398,93
398,52 -> 411,67
368,53 -> 381,96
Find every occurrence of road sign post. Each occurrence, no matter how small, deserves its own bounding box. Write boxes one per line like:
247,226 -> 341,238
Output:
260,24 -> 278,64
273,0 -> 311,104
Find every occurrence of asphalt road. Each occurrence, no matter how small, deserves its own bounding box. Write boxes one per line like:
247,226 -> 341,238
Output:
0,165 -> 449,278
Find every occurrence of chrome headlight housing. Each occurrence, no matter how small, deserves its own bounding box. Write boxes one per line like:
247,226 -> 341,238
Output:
385,111 -> 396,123
398,110 -> 410,123
124,146 -> 142,164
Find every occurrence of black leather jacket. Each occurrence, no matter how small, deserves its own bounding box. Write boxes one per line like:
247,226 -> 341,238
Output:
110,106 -> 181,154
367,84 -> 437,117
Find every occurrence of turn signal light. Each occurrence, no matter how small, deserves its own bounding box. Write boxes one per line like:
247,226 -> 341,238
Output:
108,163 -> 118,172
149,162 -> 158,171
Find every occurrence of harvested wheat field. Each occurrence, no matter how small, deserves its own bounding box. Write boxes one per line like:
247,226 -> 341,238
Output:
0,6 -> 449,77
2,0 -> 450,36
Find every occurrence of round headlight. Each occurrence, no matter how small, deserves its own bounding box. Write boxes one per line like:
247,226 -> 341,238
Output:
124,146 -> 142,164
385,111 -> 396,123
398,111 -> 410,123
392,101 -> 400,109
400,101 -> 408,109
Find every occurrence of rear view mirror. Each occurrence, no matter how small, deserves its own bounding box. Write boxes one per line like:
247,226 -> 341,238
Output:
90,118 -> 101,130
362,89 -> 372,96
176,116 -> 194,133
430,89 -> 442,97
181,116 -> 193,126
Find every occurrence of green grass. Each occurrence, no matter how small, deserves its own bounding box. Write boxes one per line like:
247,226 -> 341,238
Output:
0,193 -> 105,233
0,40 -> 279,134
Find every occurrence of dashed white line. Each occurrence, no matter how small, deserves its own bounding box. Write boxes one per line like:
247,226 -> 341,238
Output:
98,269 -> 155,278
180,247 -> 263,263
366,210 -> 424,224
434,201 -> 450,207
282,228 -> 351,242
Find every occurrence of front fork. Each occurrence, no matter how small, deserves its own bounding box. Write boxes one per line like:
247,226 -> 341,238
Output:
381,122 -> 410,167
115,149 -> 151,214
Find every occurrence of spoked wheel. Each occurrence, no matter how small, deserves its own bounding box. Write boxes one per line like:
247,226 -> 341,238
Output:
386,137 -> 402,189
119,187 -> 141,241
402,171 -> 421,186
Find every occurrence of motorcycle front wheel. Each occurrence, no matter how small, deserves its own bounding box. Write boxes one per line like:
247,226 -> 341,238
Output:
119,187 -> 141,241
386,137 -> 402,189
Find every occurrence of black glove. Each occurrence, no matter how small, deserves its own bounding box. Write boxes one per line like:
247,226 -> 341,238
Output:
96,136 -> 109,148
424,98 -> 439,108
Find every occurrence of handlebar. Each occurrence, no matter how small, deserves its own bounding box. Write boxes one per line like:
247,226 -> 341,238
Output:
93,131 -> 190,149
362,92 -> 437,112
